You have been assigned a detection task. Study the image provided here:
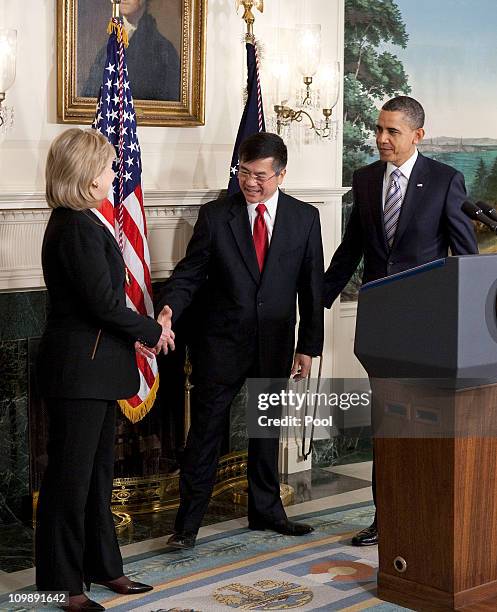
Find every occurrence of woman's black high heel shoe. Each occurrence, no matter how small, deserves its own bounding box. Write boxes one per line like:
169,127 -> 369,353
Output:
60,594 -> 105,611
85,576 -> 153,595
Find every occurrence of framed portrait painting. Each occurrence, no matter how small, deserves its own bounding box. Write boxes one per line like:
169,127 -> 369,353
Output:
57,0 -> 207,126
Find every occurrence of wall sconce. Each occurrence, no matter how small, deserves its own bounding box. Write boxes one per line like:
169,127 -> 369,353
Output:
270,25 -> 340,141
0,29 -> 17,133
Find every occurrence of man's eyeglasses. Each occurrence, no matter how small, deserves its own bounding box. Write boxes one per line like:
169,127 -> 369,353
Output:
237,169 -> 280,184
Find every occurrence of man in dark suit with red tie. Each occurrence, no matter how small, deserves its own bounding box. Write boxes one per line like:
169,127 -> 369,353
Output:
324,96 -> 478,546
156,132 -> 324,548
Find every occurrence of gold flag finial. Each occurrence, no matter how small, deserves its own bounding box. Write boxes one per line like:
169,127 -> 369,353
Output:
112,0 -> 121,19
107,1 -> 129,46
235,0 -> 264,40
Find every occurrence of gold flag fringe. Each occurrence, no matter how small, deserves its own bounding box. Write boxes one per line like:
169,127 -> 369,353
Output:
118,372 -> 159,423
107,19 -> 129,48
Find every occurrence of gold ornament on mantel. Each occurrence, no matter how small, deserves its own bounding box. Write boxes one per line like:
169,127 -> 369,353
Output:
235,0 -> 264,39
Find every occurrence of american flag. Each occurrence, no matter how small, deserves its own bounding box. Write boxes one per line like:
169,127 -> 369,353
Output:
92,18 -> 158,423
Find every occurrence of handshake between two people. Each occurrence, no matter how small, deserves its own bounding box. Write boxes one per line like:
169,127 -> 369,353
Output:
134,305 -> 176,359
133,305 -> 313,378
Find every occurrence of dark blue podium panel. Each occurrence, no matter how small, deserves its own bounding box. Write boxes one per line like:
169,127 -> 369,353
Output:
354,255 -> 497,381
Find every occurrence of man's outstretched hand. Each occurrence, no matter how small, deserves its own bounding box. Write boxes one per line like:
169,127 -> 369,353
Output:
156,305 -> 175,354
133,305 -> 175,357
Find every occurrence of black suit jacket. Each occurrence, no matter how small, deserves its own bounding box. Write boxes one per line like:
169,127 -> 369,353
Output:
38,208 -> 162,399
324,153 -> 478,307
156,190 -> 324,384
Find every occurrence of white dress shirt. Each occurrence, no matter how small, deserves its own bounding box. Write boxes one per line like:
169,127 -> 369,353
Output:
246,189 -> 279,243
382,149 -> 419,210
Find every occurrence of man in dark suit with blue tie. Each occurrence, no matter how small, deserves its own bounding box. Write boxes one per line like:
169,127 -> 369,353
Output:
324,96 -> 478,546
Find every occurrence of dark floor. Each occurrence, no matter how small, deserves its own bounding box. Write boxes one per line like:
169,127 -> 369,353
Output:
0,463 -> 372,574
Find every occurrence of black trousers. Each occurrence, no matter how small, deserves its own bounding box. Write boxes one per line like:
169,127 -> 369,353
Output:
174,375 -> 286,534
35,399 -> 123,596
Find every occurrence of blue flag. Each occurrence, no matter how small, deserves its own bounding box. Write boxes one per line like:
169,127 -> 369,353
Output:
228,42 -> 266,195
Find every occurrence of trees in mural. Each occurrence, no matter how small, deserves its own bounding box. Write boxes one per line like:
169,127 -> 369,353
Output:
469,158 -> 497,251
473,158 -> 497,206
343,0 -> 410,185
340,0 -> 411,298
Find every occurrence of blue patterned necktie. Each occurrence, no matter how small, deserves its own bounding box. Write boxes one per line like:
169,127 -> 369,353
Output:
384,168 -> 403,248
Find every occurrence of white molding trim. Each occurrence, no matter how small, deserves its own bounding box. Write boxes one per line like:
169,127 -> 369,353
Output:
0,187 -> 350,211
0,187 -> 349,292
285,187 -> 350,201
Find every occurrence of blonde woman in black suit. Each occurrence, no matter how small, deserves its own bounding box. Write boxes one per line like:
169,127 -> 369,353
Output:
35,128 -> 174,611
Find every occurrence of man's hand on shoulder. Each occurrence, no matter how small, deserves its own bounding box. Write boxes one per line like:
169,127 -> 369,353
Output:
291,353 -> 312,381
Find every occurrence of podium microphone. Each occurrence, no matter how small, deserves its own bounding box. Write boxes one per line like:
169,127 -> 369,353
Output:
461,201 -> 497,233
475,200 -> 497,223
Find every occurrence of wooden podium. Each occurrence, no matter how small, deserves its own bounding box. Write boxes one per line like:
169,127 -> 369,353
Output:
355,255 -> 497,611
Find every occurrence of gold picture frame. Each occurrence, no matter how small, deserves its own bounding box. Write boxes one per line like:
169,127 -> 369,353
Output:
57,0 -> 207,126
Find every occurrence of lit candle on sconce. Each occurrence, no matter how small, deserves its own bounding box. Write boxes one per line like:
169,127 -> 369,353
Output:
318,61 -> 341,111
296,24 -> 321,79
269,53 -> 291,107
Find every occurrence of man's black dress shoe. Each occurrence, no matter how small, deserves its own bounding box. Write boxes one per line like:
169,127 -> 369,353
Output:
351,523 -> 378,546
166,531 -> 197,549
249,518 -> 314,536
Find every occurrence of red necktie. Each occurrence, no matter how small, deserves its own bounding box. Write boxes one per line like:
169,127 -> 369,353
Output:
253,203 -> 269,271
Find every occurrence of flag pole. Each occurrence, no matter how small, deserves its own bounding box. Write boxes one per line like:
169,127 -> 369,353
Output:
228,0 -> 265,195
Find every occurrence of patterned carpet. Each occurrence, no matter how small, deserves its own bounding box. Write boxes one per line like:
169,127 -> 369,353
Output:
2,502 -> 412,611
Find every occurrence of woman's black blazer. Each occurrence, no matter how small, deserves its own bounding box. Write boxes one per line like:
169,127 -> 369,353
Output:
38,207 -> 162,400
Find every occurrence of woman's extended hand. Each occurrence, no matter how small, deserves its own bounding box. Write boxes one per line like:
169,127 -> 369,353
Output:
134,341 -> 158,359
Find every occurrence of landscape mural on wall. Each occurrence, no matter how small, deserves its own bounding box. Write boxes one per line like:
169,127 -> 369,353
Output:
342,0 -> 497,300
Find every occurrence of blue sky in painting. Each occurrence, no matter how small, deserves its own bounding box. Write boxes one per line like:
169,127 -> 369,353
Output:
387,0 -> 497,138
